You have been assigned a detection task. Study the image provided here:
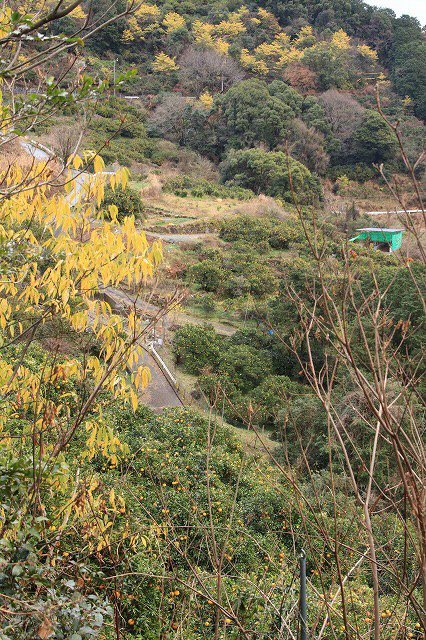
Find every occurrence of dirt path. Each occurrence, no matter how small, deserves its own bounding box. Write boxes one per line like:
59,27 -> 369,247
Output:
145,231 -> 216,244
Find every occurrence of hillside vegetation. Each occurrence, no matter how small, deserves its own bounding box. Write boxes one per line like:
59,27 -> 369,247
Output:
0,1 -> 425,639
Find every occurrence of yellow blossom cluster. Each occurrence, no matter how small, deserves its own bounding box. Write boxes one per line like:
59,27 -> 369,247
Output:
122,3 -> 160,42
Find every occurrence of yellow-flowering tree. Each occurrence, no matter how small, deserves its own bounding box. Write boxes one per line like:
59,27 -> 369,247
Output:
152,51 -> 179,72
215,17 -> 246,38
0,2 -> 175,635
192,19 -> 214,45
162,11 -> 186,33
122,3 -> 161,41
256,7 -> 281,32
357,43 -> 378,61
191,17 -> 244,55
294,25 -> 316,49
331,28 -> 351,50
198,90 -> 214,109
254,34 -> 303,72
240,48 -> 269,75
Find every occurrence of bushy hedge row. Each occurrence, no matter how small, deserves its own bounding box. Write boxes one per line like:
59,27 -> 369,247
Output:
163,175 -> 253,200
219,214 -> 304,249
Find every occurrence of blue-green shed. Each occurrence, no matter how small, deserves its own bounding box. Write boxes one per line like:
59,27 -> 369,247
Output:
349,228 -> 404,253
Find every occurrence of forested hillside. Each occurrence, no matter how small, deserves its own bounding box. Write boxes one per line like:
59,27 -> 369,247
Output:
0,1 -> 425,639
82,0 -> 426,118
46,0 -> 426,174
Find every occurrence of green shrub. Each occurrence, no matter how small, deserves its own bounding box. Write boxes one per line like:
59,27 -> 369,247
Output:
197,293 -> 217,313
251,374 -> 300,429
217,79 -> 295,151
222,274 -> 251,297
351,110 -> 398,164
145,139 -> 181,165
220,149 -> 323,204
219,344 -> 272,394
102,185 -> 145,221
220,215 -> 303,250
187,259 -> 225,292
219,215 -> 270,244
164,175 -> 253,200
173,324 -> 221,374
328,163 -> 377,182
245,264 -> 279,296
268,221 -> 303,249
85,98 -> 150,166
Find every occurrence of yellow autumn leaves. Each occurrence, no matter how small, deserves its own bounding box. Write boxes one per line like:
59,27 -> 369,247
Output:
123,4 -> 185,43
0,149 -> 162,453
152,52 -> 179,73
240,25 -> 377,75
147,8 -> 378,79
117,3 -> 379,78
68,478 -> 143,554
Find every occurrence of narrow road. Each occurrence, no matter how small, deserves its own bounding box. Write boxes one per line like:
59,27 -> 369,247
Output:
101,287 -> 184,410
138,351 -> 182,411
20,140 -> 53,162
366,209 -> 424,216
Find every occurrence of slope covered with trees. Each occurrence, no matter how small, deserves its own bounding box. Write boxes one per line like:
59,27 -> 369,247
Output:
0,1 -> 425,639
83,0 -> 426,118
46,0 -> 424,191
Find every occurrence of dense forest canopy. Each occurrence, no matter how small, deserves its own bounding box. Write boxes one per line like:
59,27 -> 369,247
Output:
79,0 -> 426,118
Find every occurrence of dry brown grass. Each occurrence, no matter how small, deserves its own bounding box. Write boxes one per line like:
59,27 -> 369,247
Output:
141,174 -> 297,224
160,151 -> 219,182
141,173 -> 163,198
143,189 -> 244,221
0,139 -> 33,171
233,194 -> 293,220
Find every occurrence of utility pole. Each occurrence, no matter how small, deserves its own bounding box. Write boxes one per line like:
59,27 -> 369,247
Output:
299,549 -> 307,640
113,58 -> 118,97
